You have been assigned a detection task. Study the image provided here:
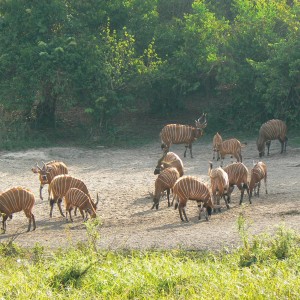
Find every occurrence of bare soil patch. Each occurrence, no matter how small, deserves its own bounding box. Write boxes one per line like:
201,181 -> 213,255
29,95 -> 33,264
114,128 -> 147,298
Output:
0,138 -> 300,251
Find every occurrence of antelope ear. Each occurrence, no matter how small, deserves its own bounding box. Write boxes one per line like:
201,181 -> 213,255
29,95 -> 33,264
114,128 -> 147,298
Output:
32,163 -> 40,173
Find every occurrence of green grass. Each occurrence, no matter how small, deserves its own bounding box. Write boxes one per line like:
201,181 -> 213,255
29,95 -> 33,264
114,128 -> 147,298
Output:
1,216 -> 300,299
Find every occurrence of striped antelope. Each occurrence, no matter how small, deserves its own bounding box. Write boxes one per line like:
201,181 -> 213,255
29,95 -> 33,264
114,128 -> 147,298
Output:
173,176 -> 214,222
208,162 -> 229,212
160,113 -> 207,158
48,174 -> 96,218
64,188 -> 98,222
32,161 -> 68,200
0,187 -> 36,233
214,133 -> 245,166
154,151 -> 184,177
151,167 -> 180,210
256,119 -> 288,157
249,161 -> 268,200
223,162 -> 250,205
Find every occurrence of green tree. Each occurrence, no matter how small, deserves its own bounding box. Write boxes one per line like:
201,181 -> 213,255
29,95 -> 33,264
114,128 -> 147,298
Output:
214,0 -> 299,129
0,0 -> 78,128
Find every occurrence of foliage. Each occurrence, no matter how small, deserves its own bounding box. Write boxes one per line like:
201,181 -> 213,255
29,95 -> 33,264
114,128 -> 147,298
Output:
0,0 -> 299,145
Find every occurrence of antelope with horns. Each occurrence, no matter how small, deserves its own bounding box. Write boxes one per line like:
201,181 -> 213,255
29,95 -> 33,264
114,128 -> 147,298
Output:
48,174 -> 96,218
249,161 -> 268,200
173,176 -> 214,222
160,113 -> 207,158
208,162 -> 229,212
0,187 -> 36,233
256,119 -> 288,157
64,188 -> 98,222
214,132 -> 245,166
223,162 -> 250,205
151,167 -> 180,210
32,160 -> 68,200
154,151 -> 184,177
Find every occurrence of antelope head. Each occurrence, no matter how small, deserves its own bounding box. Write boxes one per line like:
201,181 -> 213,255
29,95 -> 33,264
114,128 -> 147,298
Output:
154,151 -> 168,175
39,162 -> 51,183
195,113 -> 207,130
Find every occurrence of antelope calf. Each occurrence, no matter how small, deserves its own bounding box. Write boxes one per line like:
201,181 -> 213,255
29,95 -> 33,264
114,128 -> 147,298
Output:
151,167 -> 180,210
256,119 -> 288,157
32,160 -> 68,200
154,151 -> 184,177
64,188 -> 98,222
173,176 -> 213,222
48,174 -> 95,218
0,187 -> 36,233
214,133 -> 244,166
249,161 -> 268,200
160,113 -> 207,158
223,162 -> 250,205
208,162 -> 229,212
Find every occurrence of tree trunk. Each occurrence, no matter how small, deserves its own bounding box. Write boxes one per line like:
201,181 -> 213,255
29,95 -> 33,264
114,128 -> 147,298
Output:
34,83 -> 57,129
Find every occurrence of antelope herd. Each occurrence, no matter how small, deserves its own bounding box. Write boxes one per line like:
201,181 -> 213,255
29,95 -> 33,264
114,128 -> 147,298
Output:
0,116 -> 288,233
155,116 -> 287,222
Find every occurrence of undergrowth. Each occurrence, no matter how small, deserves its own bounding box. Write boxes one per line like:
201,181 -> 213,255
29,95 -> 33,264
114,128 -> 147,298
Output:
0,216 -> 300,299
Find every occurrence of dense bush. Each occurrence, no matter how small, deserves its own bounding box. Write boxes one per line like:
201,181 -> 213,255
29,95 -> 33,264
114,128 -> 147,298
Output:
0,0 -> 299,145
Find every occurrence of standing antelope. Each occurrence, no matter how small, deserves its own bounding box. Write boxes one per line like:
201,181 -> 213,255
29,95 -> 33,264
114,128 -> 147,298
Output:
64,188 -> 98,222
151,167 -> 180,210
208,162 -> 229,212
160,113 -> 207,158
0,187 -> 36,233
249,161 -> 268,200
256,119 -> 288,157
32,161 -> 68,200
154,151 -> 184,177
214,133 -> 245,166
223,162 -> 250,205
48,174 -> 95,218
173,176 -> 213,222
212,132 -> 222,160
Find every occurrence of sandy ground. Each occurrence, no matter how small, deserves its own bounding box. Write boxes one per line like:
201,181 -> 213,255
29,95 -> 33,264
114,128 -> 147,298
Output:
0,137 -> 299,251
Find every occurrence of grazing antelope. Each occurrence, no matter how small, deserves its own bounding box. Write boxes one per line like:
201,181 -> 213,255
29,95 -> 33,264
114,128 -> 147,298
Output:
64,188 -> 98,222
249,161 -> 268,200
160,113 -> 207,158
173,176 -> 213,222
208,162 -> 229,212
48,174 -> 95,218
223,162 -> 250,205
32,161 -> 68,200
154,151 -> 184,177
151,167 -> 180,210
0,187 -> 36,233
256,119 -> 288,157
214,133 -> 244,166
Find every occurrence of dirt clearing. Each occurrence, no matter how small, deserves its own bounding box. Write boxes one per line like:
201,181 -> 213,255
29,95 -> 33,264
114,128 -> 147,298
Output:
0,138 -> 299,251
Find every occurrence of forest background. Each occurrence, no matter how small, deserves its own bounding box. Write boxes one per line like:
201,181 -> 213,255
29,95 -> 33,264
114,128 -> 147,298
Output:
0,0 -> 299,149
